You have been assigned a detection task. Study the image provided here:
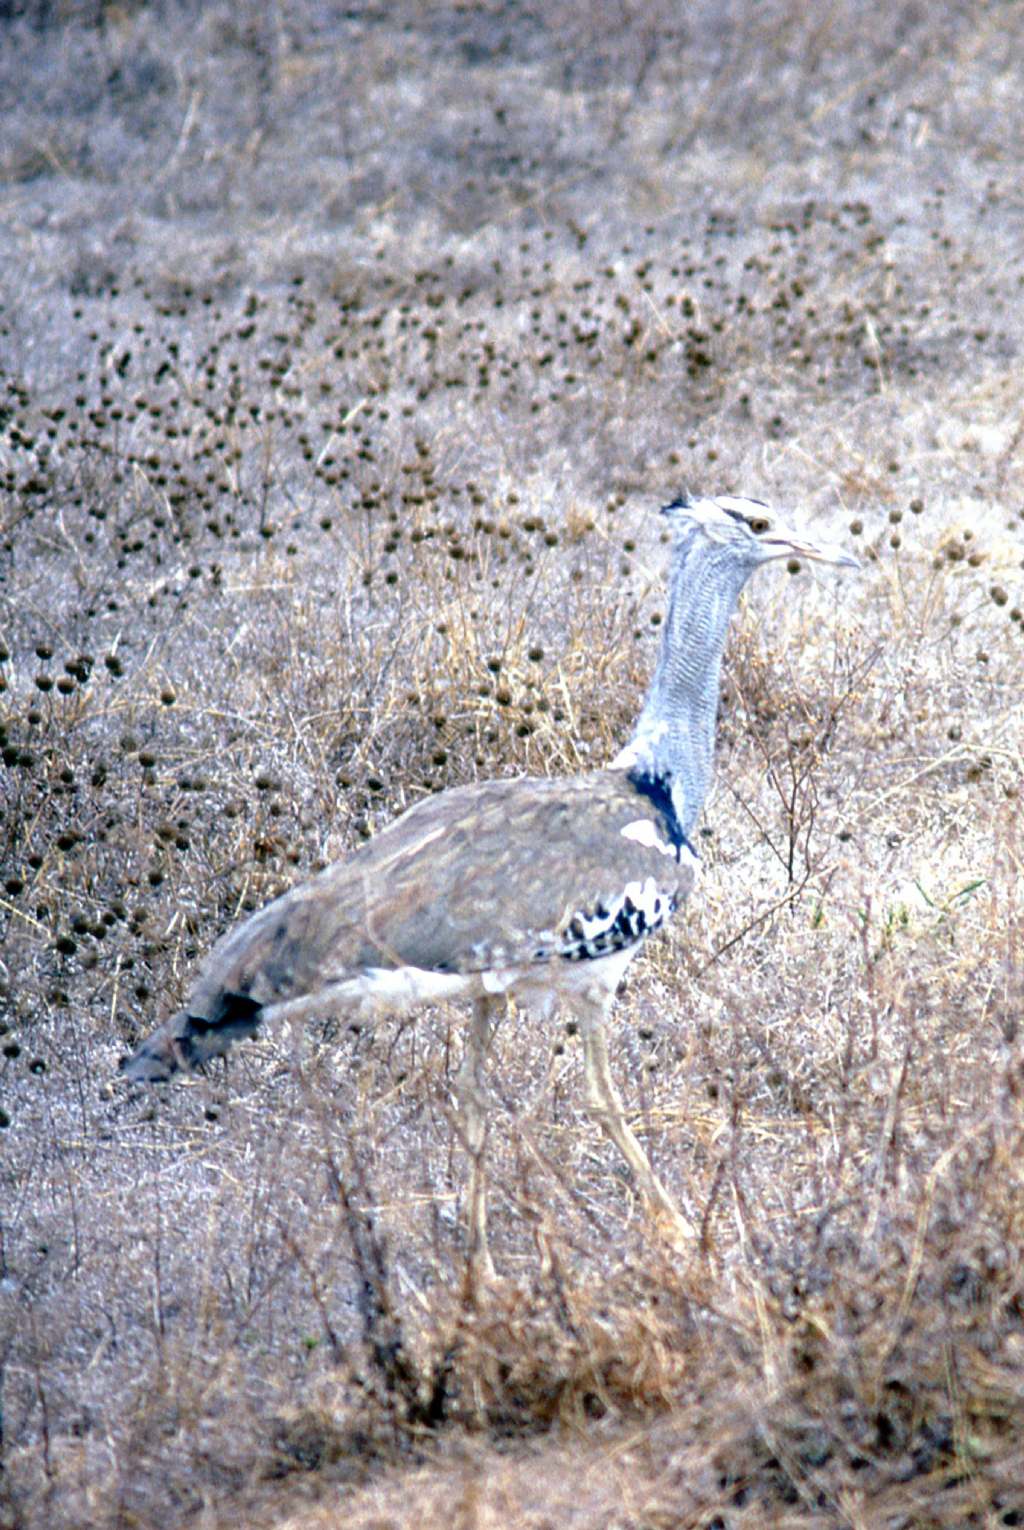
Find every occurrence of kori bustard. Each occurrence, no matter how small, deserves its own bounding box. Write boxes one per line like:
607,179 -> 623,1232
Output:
124,494 -> 856,1269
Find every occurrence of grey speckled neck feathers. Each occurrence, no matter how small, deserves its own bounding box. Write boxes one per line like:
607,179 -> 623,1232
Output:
615,524 -> 758,836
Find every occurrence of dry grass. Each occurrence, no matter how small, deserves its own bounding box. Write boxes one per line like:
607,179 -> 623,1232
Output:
2,2 -> 1024,1525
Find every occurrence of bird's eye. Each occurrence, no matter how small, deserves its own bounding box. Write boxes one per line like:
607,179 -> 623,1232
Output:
748,517 -> 770,534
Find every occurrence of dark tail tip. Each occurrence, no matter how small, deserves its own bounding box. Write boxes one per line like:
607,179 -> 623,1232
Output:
120,992 -> 265,1084
120,1036 -> 180,1083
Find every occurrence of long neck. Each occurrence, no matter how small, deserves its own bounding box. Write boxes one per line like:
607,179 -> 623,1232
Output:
614,529 -> 756,836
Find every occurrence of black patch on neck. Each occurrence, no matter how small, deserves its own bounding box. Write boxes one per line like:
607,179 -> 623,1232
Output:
626,768 -> 697,860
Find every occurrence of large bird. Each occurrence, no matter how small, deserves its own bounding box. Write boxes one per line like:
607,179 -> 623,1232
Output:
123,494 -> 857,1271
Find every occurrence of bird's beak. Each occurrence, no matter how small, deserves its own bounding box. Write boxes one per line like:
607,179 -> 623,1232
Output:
767,529 -> 860,569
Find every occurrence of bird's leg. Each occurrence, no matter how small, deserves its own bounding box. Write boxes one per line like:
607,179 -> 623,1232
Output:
578,1003 -> 695,1243
454,995 -> 500,1280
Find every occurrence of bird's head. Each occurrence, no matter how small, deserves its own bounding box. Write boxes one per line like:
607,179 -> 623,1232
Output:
662,493 -> 859,571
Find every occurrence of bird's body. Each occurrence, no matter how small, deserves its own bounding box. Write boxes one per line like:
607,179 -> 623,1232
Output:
124,494 -> 856,1269
144,769 -> 697,1073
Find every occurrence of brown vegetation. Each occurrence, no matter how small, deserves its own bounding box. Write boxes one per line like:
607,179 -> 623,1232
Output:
1,3 -> 1023,1525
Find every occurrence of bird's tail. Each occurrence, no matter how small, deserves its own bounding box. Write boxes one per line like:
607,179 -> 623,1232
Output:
121,966 -> 475,1083
121,991 -> 264,1082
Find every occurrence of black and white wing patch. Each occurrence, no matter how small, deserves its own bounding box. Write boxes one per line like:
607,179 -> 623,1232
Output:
559,876 -> 677,962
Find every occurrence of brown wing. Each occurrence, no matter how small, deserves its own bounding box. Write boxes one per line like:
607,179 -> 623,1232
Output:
124,770 -> 695,1079
190,770 -> 693,1003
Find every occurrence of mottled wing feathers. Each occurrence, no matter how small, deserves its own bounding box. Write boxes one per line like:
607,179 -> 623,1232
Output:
190,769 -> 694,1009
